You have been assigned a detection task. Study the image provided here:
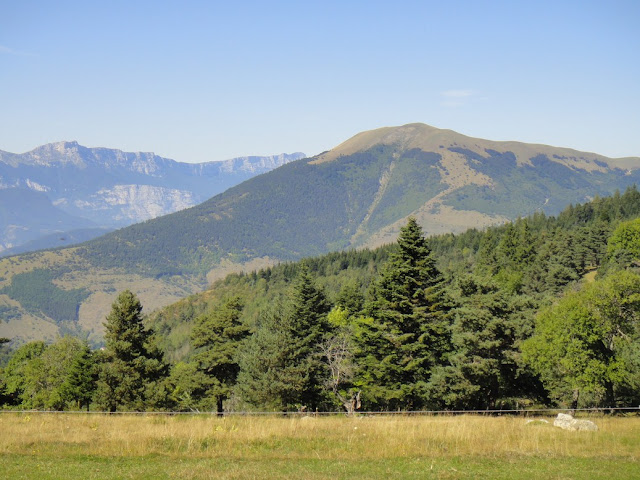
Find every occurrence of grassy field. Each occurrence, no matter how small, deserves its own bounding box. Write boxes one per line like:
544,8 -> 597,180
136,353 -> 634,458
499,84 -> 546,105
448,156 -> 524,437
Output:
0,413 -> 638,479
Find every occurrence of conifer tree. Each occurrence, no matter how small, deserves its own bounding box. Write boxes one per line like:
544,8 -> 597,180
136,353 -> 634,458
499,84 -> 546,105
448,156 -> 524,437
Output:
95,290 -> 168,412
236,266 -> 331,411
191,296 -> 249,414
288,263 -> 332,408
426,275 -> 533,409
289,264 -> 331,338
497,222 -> 519,269
475,228 -> 499,275
60,342 -> 97,411
235,304 -> 310,411
335,281 -> 364,315
360,217 -> 450,410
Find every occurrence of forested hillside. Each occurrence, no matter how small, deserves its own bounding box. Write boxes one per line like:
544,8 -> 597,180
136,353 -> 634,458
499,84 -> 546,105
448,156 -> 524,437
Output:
3,188 -> 638,413
146,186 -> 640,411
151,187 -> 640,355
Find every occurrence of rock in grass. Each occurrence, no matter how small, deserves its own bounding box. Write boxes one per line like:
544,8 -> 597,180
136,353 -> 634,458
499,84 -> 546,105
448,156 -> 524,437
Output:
553,413 -> 598,431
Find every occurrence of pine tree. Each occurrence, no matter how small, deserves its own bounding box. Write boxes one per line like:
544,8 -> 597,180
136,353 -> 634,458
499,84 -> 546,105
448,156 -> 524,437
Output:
288,264 -> 331,408
60,342 -> 97,411
236,267 -> 331,411
235,304 -> 310,411
191,296 -> 249,414
95,290 -> 168,412
360,217 -> 450,410
427,275 -> 530,410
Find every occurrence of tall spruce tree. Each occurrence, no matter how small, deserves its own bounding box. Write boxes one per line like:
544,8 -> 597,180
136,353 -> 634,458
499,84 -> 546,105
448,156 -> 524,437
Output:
95,290 -> 168,412
190,296 -> 249,414
360,217 -> 450,410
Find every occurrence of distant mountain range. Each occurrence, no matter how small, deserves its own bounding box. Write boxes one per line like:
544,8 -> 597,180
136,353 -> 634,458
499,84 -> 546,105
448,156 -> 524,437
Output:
1,123 -> 639,344
0,141 -> 305,255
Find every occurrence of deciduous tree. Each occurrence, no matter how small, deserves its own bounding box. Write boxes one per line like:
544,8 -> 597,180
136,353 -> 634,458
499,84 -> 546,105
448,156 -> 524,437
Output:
522,271 -> 640,408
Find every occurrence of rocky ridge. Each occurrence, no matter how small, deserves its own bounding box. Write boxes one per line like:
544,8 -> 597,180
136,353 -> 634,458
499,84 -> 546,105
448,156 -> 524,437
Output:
0,143 -> 305,253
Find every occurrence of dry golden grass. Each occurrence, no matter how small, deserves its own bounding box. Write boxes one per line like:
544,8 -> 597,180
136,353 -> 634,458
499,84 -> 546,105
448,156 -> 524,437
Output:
2,413 -> 639,479
1,413 -> 638,461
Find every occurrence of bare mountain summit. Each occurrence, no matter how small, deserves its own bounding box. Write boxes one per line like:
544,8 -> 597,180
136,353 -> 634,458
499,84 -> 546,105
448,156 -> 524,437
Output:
314,123 -> 640,246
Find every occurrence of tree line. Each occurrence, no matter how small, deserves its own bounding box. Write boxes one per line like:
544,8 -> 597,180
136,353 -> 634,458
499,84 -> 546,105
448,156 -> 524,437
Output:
2,187 -> 640,412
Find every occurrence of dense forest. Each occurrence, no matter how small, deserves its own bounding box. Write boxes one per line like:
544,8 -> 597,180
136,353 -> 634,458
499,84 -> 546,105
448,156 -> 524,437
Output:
1,187 -> 640,412
0,269 -> 89,324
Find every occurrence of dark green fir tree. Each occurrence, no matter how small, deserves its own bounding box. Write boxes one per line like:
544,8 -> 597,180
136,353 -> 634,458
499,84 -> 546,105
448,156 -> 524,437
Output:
60,342 -> 97,411
236,265 -> 331,411
360,217 -> 451,410
95,290 -> 168,412
190,296 -> 249,414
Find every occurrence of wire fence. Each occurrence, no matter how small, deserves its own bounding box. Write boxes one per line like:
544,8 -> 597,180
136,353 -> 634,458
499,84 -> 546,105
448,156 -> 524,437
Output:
1,406 -> 639,416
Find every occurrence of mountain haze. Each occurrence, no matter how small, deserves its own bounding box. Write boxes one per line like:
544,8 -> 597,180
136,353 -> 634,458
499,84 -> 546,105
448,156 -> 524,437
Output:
0,141 -> 305,254
1,123 -> 639,344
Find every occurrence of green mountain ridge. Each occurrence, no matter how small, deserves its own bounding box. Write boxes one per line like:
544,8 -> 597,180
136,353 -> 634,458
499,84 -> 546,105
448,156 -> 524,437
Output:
1,123 -> 639,344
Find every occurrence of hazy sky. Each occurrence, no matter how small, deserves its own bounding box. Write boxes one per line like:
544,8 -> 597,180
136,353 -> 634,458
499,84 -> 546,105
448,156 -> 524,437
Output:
1,1 -> 638,163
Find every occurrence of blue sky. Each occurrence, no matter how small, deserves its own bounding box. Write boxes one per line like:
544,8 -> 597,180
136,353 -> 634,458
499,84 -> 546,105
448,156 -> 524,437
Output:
1,1 -> 638,163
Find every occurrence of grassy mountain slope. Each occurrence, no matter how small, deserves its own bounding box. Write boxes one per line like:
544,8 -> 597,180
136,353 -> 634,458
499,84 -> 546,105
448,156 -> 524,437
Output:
79,144 -> 446,275
1,123 -> 639,344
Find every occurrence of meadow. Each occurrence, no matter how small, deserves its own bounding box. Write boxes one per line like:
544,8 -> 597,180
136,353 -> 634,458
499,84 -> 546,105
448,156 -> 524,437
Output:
0,413 -> 638,479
